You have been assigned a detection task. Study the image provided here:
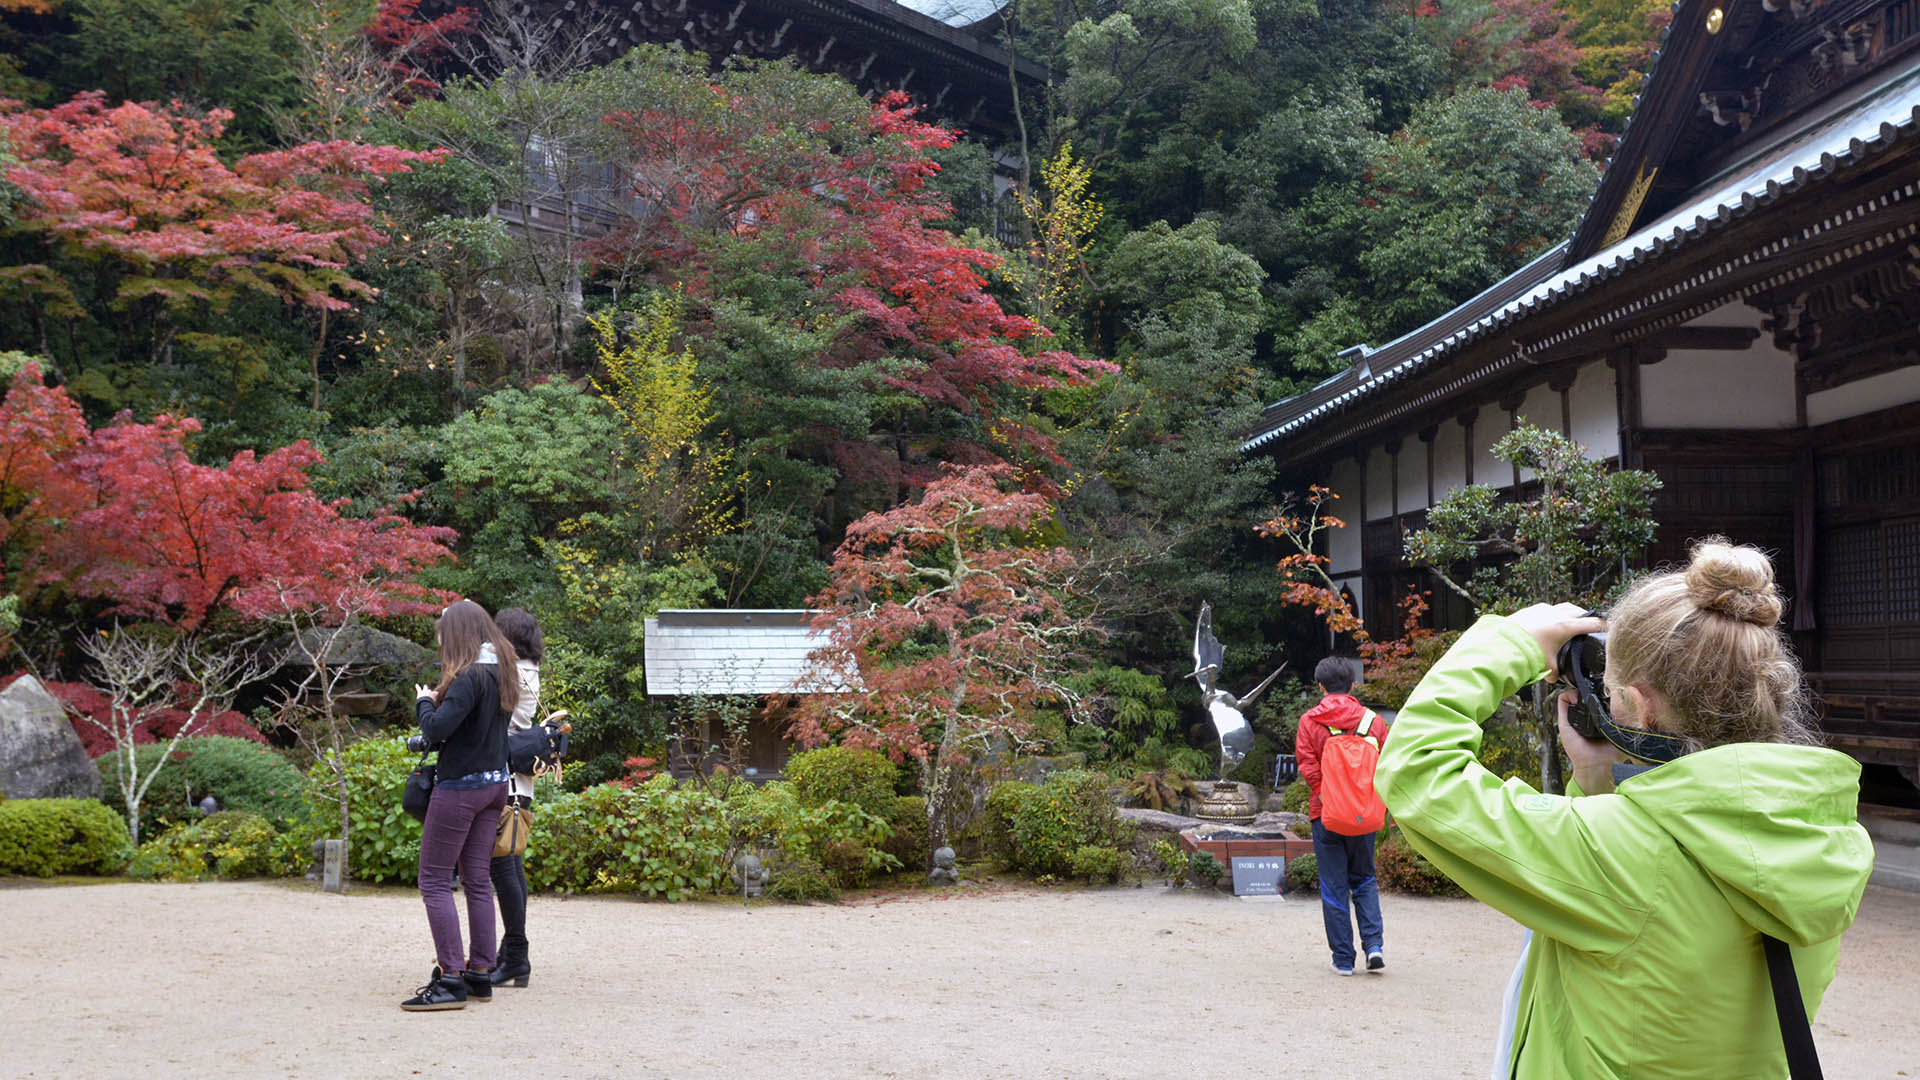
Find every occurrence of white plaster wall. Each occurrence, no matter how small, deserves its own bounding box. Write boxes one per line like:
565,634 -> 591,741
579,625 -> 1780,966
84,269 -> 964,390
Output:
1641,346 -> 1797,428
1806,366 -> 1920,426
1398,438 -> 1428,514
1365,445 -> 1393,522
1570,361 -> 1621,459
1471,405 -> 1511,488
1433,418 -> 1470,497
1516,382 -> 1561,483
1327,457 -> 1364,576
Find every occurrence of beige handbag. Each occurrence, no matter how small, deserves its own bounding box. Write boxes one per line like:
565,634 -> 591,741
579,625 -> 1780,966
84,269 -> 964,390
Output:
493,804 -> 532,858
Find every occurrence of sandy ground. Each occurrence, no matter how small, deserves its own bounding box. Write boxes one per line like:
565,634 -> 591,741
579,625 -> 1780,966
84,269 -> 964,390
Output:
2,879 -> 1917,1080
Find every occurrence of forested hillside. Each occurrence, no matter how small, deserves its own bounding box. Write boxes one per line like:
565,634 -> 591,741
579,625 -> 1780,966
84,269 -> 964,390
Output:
0,0 -> 1663,782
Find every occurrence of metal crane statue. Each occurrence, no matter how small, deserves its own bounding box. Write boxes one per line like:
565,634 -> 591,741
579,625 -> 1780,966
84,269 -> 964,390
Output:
1189,602 -> 1286,779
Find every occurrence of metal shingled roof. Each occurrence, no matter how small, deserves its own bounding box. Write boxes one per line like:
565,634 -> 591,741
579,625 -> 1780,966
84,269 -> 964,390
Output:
1243,54 -> 1920,455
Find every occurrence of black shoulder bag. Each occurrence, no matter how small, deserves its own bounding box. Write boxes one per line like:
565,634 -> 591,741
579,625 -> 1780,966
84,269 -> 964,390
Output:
1764,934 -> 1823,1080
402,748 -> 436,822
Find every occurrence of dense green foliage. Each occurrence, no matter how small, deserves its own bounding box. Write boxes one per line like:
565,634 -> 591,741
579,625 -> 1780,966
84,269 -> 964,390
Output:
97,736 -> 307,840
0,797 -> 132,876
285,737 -> 423,885
0,0 -> 1652,827
129,810 -> 277,882
984,770 -> 1134,878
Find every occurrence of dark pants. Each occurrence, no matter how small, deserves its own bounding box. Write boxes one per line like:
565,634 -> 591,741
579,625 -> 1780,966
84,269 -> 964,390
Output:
1311,818 -> 1384,969
489,843 -> 529,963
419,783 -> 507,974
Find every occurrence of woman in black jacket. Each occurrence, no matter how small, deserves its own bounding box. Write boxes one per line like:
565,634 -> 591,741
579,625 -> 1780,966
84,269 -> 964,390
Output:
400,601 -> 520,1012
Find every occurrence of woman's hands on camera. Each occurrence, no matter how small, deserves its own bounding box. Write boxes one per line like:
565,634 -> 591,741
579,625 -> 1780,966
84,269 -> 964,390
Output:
1556,689 -> 1622,795
1507,603 -> 1606,680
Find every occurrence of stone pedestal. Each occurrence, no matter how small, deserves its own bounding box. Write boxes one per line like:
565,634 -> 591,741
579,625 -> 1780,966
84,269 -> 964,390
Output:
1191,780 -> 1258,824
323,840 -> 346,893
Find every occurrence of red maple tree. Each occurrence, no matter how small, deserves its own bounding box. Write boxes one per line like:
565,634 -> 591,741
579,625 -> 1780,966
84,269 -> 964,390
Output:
594,90 -> 1113,480
790,464 -> 1103,858
0,93 -> 442,360
2,365 -> 456,629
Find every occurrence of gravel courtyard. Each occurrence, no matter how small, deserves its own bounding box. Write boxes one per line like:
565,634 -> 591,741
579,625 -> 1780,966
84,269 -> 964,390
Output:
4,879 -> 1916,1079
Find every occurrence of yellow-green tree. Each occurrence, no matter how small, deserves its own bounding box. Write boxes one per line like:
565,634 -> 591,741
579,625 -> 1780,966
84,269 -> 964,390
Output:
588,292 -> 737,558
1016,141 -> 1103,331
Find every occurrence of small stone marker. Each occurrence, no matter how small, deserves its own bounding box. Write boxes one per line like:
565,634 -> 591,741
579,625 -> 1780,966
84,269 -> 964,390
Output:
1229,855 -> 1285,897
323,839 -> 346,893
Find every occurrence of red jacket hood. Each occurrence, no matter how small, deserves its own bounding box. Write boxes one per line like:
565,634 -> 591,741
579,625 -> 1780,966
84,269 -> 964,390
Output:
1300,693 -> 1371,732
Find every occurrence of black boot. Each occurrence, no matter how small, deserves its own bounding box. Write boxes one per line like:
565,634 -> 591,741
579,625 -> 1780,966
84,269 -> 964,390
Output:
488,950 -> 531,988
400,974 -> 468,1012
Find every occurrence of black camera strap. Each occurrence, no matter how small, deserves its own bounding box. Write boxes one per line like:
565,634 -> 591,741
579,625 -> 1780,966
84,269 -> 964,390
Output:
1763,934 -> 1824,1079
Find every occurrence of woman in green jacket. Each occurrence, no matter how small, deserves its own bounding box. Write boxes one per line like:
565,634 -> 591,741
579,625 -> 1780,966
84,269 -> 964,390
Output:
1375,539 -> 1873,1079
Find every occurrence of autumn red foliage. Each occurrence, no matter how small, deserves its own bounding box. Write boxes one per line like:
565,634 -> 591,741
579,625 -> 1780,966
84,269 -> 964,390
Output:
1,363 -> 457,629
0,93 -> 442,322
594,91 -> 1113,478
363,0 -> 476,96
0,672 -> 262,757
791,464 -> 1102,850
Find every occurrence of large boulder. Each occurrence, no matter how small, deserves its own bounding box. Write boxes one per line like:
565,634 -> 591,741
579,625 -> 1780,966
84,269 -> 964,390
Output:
0,675 -> 103,800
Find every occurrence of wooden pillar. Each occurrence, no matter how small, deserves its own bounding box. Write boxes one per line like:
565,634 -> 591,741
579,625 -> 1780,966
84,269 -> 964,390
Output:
1549,368 -> 1579,439
1387,438 -> 1402,519
1458,409 -> 1478,486
1501,392 -> 1527,488
1609,347 -> 1644,470
1418,425 -> 1439,507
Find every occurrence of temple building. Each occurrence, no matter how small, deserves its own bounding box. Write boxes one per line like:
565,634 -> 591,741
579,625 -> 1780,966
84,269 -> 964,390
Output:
1245,0 -> 1920,797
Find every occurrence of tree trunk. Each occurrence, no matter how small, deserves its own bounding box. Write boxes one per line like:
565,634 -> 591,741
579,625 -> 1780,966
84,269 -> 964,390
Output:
1532,685 -> 1566,795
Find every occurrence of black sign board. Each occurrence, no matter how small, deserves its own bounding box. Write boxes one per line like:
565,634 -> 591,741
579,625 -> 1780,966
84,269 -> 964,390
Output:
1230,855 -> 1286,896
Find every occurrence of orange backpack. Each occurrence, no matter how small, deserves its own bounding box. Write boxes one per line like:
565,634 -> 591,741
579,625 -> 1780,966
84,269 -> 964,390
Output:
1320,710 -> 1387,836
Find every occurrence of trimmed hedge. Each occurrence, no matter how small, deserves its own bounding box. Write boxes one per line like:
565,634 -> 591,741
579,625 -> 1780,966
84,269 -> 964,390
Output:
784,746 -> 899,814
98,736 -> 306,839
0,798 -> 132,876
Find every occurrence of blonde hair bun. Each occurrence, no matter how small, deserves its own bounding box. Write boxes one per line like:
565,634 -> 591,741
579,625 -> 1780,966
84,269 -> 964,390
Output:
1684,538 -> 1783,627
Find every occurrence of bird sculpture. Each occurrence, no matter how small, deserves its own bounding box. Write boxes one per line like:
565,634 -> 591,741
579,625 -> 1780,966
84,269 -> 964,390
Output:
1190,602 -> 1286,779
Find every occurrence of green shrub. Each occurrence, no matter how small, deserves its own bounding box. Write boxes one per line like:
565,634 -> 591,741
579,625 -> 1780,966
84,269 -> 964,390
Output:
728,782 -> 899,889
1150,837 -> 1190,882
984,770 -> 1133,878
129,811 -> 276,882
526,778 -> 731,899
1280,780 -> 1311,815
97,736 -> 306,839
1286,852 -> 1319,894
882,795 -> 928,869
784,747 -> 899,814
1377,827 -> 1466,897
280,737 -> 422,885
766,854 -> 837,901
0,798 -> 132,876
1189,848 -> 1223,887
1069,844 -> 1126,883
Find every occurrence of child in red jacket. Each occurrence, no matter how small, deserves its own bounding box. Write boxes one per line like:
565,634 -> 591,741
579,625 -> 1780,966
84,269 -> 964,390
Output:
1295,656 -> 1389,976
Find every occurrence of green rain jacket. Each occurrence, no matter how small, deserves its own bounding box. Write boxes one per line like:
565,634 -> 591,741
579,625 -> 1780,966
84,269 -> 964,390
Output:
1375,616 -> 1874,1080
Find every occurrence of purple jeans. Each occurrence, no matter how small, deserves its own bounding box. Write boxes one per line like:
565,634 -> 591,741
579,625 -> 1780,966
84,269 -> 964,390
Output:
418,782 -> 508,973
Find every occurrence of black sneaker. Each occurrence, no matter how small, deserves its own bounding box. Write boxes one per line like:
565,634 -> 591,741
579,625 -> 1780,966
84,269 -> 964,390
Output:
462,969 -> 492,1003
401,975 -> 468,1011
1367,950 -> 1386,972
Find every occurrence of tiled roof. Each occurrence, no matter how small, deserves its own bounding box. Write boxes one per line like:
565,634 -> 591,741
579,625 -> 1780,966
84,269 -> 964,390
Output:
1244,53 -> 1920,455
642,610 -> 834,695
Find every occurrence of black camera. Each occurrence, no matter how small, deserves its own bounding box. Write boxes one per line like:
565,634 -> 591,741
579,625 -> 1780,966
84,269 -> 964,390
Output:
405,735 -> 435,753
1555,629 -> 1609,741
